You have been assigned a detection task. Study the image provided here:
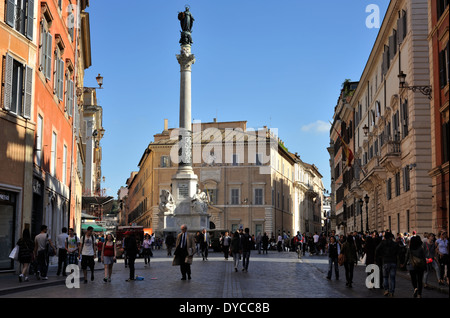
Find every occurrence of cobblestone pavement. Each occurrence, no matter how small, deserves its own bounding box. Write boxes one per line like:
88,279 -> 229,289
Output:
1,248 -> 448,300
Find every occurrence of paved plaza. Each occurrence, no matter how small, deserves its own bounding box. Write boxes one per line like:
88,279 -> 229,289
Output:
1,248 -> 448,300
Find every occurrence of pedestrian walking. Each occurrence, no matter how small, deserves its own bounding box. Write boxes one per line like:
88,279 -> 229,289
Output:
201,228 -> 209,261
33,225 -> 56,280
101,234 -> 116,282
79,226 -> 97,284
256,232 -> 262,254
97,236 -> 104,263
375,231 -> 399,296
142,234 -> 153,266
124,232 -> 139,281
403,235 -> 426,297
340,234 -> 357,288
195,231 -> 202,256
262,232 -> 269,254
221,232 -> 231,260
165,232 -> 175,256
423,233 -> 440,289
436,231 -> 448,286
241,228 -> 253,272
66,228 -> 79,266
56,227 -> 69,276
326,236 -> 340,280
173,224 -> 195,280
230,231 -> 242,272
17,228 -> 34,282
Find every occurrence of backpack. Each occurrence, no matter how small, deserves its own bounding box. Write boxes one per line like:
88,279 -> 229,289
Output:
80,234 -> 95,254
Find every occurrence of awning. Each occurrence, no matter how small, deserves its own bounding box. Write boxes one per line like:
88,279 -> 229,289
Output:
82,223 -> 106,232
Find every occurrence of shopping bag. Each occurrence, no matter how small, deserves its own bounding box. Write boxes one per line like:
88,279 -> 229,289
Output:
9,245 -> 19,261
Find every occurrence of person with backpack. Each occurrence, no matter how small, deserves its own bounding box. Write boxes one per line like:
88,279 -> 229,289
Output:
241,228 -> 253,272
33,225 -> 56,280
66,228 -> 79,266
79,226 -> 97,284
375,231 -> 399,297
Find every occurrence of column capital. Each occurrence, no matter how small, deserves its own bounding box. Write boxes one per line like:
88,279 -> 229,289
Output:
177,46 -> 196,71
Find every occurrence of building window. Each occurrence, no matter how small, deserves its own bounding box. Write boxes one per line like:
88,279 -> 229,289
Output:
51,132 -> 57,176
395,172 -> 401,196
443,121 -> 450,163
439,43 -> 449,89
36,114 -> 43,166
62,144 -> 67,184
206,189 -> 217,205
403,166 -> 410,192
254,188 -> 263,205
161,155 -> 170,167
255,153 -> 262,166
39,16 -> 53,81
232,153 -> 239,166
386,178 -> 392,200
5,0 -> 34,40
231,189 -> 240,205
2,54 -> 33,119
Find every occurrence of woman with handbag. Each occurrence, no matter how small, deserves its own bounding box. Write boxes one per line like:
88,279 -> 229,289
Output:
16,229 -> 34,282
403,235 -> 426,298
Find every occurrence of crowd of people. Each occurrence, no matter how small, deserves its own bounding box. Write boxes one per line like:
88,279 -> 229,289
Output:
12,223 -> 449,298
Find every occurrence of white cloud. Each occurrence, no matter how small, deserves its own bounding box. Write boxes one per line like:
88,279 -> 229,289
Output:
301,120 -> 330,134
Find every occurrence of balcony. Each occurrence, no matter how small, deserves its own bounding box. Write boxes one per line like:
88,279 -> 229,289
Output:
360,155 -> 386,190
380,140 -> 401,173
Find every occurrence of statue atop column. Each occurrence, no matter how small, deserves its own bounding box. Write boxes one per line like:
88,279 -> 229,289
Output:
178,6 -> 194,45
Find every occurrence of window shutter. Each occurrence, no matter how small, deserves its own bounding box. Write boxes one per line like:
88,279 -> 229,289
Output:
45,33 -> 52,80
39,27 -> 46,72
68,79 -> 74,116
3,54 -> 14,110
6,0 -> 15,27
439,50 -> 447,88
26,0 -> 34,40
23,65 -> 33,119
389,30 -> 397,59
58,59 -> 64,100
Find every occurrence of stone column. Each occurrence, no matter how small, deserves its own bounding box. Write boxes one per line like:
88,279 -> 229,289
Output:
176,44 -> 196,173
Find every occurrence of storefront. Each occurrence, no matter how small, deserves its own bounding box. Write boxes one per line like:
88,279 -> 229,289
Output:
0,189 -> 17,270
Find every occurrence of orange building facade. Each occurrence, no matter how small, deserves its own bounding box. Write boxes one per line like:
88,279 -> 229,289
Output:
1,0 -> 38,270
428,0 -> 449,233
32,0 -> 79,243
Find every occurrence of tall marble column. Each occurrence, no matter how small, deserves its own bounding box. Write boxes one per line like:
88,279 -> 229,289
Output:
161,7 -> 209,234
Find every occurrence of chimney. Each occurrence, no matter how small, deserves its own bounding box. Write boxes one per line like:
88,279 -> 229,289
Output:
164,119 -> 168,131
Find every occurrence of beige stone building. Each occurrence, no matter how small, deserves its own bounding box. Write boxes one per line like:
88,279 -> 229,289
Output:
330,0 -> 434,236
124,119 -> 324,238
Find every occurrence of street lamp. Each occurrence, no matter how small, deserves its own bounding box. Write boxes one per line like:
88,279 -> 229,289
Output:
364,194 -> 369,232
96,74 -> 104,89
359,198 -> 364,231
363,124 -> 369,137
398,71 -> 432,100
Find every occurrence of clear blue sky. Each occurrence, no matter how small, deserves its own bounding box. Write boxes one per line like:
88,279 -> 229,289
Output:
83,0 -> 389,197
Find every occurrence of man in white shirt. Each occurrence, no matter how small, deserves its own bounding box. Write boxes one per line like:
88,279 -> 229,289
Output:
79,226 -> 97,283
56,227 -> 69,276
33,225 -> 56,280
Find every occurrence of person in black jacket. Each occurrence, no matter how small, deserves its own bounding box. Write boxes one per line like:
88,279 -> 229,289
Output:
326,236 -> 340,280
375,231 -> 399,297
124,232 -> 139,281
241,228 -> 253,272
403,235 -> 426,298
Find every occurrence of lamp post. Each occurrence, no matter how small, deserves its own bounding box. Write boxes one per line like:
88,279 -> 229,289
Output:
364,194 -> 369,232
398,71 -> 432,100
359,198 -> 364,232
